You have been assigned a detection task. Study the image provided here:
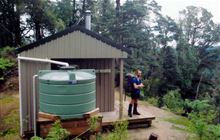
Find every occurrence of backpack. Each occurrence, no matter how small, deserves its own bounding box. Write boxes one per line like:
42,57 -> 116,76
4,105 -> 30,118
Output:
124,73 -> 135,93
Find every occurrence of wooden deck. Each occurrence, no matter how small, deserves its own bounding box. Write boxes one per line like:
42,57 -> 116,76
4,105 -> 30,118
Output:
101,101 -> 155,129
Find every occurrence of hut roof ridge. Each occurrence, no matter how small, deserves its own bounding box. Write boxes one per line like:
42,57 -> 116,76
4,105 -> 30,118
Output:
16,25 -> 130,54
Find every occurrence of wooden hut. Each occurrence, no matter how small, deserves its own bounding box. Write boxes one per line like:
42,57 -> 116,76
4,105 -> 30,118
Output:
16,25 -> 129,137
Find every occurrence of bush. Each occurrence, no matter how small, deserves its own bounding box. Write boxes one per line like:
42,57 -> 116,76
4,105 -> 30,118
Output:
188,112 -> 209,140
184,99 -> 211,113
31,120 -> 70,140
104,120 -> 128,140
0,46 -> 15,58
187,110 -> 217,140
0,94 -> 19,138
146,97 -> 159,107
207,125 -> 220,140
0,58 -> 15,80
163,90 -> 184,114
143,78 -> 161,97
0,46 -> 16,82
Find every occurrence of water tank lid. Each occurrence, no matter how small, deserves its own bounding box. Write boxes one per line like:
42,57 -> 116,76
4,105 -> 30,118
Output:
38,70 -> 95,84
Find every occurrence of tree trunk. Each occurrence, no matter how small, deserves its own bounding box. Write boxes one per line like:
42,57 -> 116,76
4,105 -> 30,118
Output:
35,20 -> 42,40
33,0 -> 43,40
115,0 -> 121,43
14,0 -> 22,46
195,74 -> 203,99
82,0 -> 86,14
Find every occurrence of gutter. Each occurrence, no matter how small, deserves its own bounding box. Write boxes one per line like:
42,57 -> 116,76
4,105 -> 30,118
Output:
17,56 -> 69,66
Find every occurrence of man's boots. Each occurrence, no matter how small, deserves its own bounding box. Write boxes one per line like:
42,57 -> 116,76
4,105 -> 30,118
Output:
133,103 -> 141,115
128,104 -> 133,117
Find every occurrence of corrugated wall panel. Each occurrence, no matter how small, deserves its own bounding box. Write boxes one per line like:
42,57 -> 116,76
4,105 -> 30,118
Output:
111,59 -> 115,111
19,61 -> 50,135
20,32 -> 127,58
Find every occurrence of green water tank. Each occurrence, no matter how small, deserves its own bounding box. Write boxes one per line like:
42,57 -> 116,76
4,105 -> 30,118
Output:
38,69 -> 96,119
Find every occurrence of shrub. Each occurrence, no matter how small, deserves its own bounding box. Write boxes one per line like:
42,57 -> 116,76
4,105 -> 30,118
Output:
184,99 -> 210,113
31,120 -> 70,140
146,97 -> 159,107
0,58 -> 15,80
104,120 -> 128,140
143,78 -> 161,97
188,112 -> 209,140
163,90 -> 184,114
0,46 -> 15,58
187,110 -> 217,140
88,116 -> 100,132
207,125 -> 220,140
0,46 -> 16,84
0,95 -> 19,138
45,120 -> 70,140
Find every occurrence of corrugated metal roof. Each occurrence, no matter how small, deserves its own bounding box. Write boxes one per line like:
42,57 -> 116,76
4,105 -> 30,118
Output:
16,26 -> 130,54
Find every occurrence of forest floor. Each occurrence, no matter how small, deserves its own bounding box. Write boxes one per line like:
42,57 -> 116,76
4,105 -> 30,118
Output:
115,90 -> 192,140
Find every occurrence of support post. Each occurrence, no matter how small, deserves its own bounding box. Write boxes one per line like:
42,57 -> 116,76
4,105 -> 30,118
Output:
119,59 -> 124,119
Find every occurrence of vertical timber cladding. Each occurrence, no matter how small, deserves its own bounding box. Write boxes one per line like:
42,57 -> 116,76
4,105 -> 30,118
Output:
52,58 -> 115,112
19,60 -> 50,133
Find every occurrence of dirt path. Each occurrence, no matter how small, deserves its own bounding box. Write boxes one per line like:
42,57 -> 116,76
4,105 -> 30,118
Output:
118,94 -> 190,140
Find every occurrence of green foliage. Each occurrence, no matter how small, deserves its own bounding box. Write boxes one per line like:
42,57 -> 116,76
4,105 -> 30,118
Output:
0,57 -> 15,81
0,46 -> 15,58
0,46 -> 16,81
143,78 -> 161,97
179,6 -> 219,48
163,90 -> 184,114
161,47 -> 181,92
45,120 -> 69,140
31,136 -> 44,140
184,99 -> 211,113
207,125 -> 220,140
189,114 -> 209,140
55,0 -> 74,27
187,111 -> 215,140
165,117 -> 191,129
88,116 -> 100,132
0,94 -> 19,138
93,0 -> 116,39
31,120 -> 70,140
185,109 -> 217,140
146,97 -> 159,107
104,120 -> 128,140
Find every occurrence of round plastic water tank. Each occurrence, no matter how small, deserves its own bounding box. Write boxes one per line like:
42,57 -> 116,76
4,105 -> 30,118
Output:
38,70 -> 96,119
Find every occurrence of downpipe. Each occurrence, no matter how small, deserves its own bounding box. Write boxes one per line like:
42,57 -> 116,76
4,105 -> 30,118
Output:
33,75 -> 38,136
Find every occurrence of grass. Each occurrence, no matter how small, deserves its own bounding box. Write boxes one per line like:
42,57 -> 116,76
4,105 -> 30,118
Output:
164,116 -> 192,132
0,90 -> 20,140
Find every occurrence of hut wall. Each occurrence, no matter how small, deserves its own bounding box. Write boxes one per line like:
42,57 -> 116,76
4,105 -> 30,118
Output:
19,60 -> 50,134
20,31 -> 127,59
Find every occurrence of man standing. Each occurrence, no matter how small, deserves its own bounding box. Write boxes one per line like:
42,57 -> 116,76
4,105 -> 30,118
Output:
128,69 -> 144,117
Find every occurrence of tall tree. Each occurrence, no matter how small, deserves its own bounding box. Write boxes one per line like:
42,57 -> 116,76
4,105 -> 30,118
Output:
161,46 -> 180,92
154,15 -> 179,48
24,0 -> 64,41
179,6 -> 220,47
178,6 -> 220,98
55,0 -> 73,27
92,0 -> 116,38
0,0 -> 23,47
176,38 -> 199,98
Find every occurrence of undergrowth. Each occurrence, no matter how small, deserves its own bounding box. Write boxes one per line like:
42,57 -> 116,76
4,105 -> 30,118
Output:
0,93 -> 20,139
